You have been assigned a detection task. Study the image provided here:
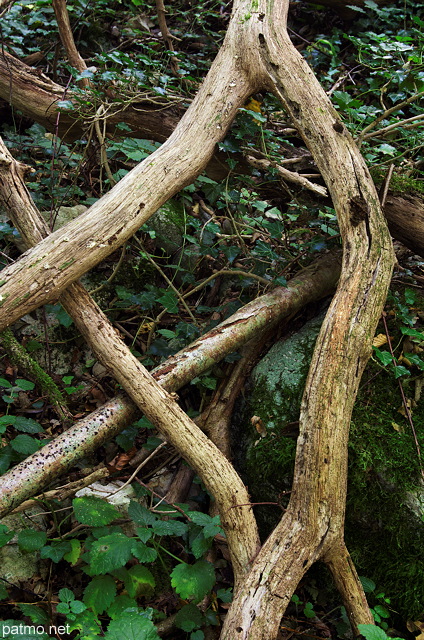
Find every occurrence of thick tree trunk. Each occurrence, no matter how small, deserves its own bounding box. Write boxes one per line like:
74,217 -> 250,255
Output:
218,0 -> 395,636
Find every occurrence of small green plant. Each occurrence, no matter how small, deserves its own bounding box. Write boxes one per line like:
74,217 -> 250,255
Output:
291,594 -> 317,619
358,625 -> 402,640
0,490 -> 226,638
360,577 -> 393,629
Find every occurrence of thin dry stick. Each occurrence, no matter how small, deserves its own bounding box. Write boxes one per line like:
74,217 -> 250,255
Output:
360,113 -> 424,143
358,90 -> 424,143
245,154 -> 327,197
155,0 -> 180,75
105,441 -> 168,497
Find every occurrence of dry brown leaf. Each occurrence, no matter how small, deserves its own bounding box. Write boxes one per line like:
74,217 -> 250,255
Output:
373,333 -> 388,348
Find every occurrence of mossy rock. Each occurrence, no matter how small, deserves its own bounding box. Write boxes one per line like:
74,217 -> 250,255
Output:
234,312 -> 326,532
236,308 -> 424,619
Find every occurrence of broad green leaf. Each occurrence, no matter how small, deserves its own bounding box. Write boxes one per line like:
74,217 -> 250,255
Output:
59,588 -> 75,603
128,501 -> 157,526
158,290 -> 179,313
88,533 -> 133,574
358,624 -> 388,640
108,595 -> 137,619
124,565 -> 155,597
17,529 -> 47,552
373,605 -> 390,618
189,530 -> 213,559
372,348 -> 393,366
10,434 -> 40,455
104,612 -> 161,640
13,417 -> 43,433
64,538 -> 81,565
359,576 -> 376,593
187,512 -> 222,538
131,540 -> 157,563
393,365 -> 410,378
135,527 -> 152,543
0,525 -> 14,548
40,541 -> 72,563
171,561 -> 215,603
175,603 -> 203,632
151,519 -> 188,537
73,496 -> 121,526
67,609 -> 102,638
400,326 -> 424,339
84,575 -> 117,614
17,603 -> 49,626
70,600 -> 87,614
15,379 -> 35,391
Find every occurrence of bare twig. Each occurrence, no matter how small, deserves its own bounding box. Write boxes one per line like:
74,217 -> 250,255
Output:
245,154 -> 327,197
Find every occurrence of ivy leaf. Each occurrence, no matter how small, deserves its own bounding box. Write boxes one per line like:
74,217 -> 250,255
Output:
400,326 -> 424,339
171,561 -> 215,603
17,529 -> 47,552
104,613 -> 161,640
393,365 -> 410,378
88,533 -> 133,574
158,290 -> 179,313
83,575 -> 117,614
73,496 -> 121,526
372,347 -> 393,366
